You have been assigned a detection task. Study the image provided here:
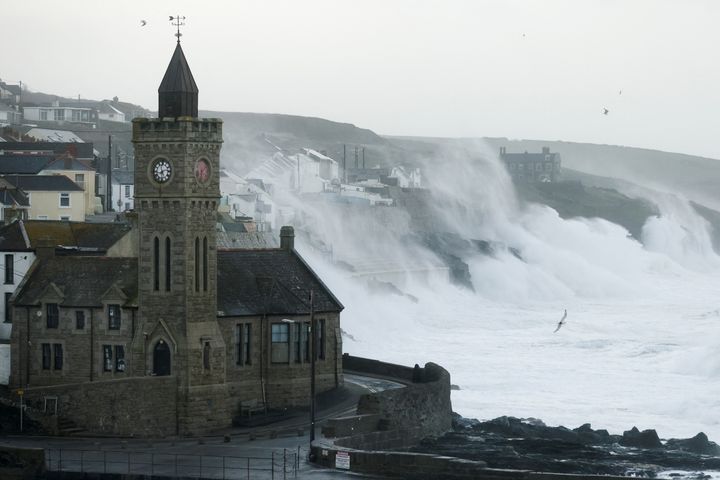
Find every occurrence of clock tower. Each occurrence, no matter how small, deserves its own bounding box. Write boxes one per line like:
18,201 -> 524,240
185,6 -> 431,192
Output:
131,39 -> 230,434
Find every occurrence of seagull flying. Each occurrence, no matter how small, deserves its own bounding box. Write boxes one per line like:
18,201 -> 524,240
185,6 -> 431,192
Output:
619,89 -> 622,95
554,309 -> 568,333
140,20 -> 147,26
602,108 -> 609,115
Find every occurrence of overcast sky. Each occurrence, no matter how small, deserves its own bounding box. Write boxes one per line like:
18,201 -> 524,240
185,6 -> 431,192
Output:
4,0 -> 720,159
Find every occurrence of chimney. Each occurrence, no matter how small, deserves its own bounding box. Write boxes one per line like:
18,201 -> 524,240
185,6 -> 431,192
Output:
542,147 -> 550,154
499,146 -> 506,156
280,226 -> 295,251
34,235 -> 56,259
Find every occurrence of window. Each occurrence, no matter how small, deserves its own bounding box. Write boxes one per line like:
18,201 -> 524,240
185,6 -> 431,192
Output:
203,342 -> 211,370
75,174 -> 85,189
203,237 -> 208,292
60,216 -> 70,221
53,344 -> 63,370
37,215 -> 48,220
194,237 -> 200,292
165,237 -> 171,291
124,202 -> 130,211
4,292 -> 12,323
124,185 -> 131,198
75,310 -> 85,329
108,304 -> 121,330
236,323 -> 251,366
40,110 -> 48,121
153,236 -> 160,291
317,318 -> 326,360
71,110 -> 82,122
54,109 -> 65,121
42,343 -> 51,370
271,323 -> 289,363
103,345 -> 112,372
115,345 -> 125,372
59,192 -> 70,208
295,322 -> 310,363
4,254 -> 13,284
46,303 -> 59,328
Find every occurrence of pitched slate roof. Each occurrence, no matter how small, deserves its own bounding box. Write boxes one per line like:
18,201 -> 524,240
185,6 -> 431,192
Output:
0,155 -> 54,174
13,257 -> 137,307
0,220 -> 131,251
43,156 -> 94,172
4,174 -> 83,191
111,169 -> 134,185
0,142 -> 95,159
217,249 -> 343,317
0,184 -> 29,209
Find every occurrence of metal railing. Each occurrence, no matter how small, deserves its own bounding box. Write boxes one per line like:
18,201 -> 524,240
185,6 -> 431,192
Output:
46,448 -> 299,479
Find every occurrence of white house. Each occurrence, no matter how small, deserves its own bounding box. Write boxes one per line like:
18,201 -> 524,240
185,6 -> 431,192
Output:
111,169 -> 134,211
23,102 -> 95,124
0,104 -> 22,125
98,102 -> 126,123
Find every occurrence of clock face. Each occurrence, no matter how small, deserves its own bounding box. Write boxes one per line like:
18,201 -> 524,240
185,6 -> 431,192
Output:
195,159 -> 210,183
152,159 -> 172,183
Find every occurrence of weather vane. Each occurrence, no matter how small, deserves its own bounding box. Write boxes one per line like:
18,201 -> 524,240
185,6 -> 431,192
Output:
169,15 -> 186,43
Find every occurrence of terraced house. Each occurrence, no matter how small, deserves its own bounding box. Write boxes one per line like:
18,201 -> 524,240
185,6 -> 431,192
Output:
9,40 -> 343,436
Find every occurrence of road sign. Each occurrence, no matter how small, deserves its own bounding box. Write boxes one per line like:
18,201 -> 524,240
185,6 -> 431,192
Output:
335,451 -> 350,470
15,389 -> 23,396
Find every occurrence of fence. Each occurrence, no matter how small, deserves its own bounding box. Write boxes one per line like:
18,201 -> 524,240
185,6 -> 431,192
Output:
46,448 -> 299,479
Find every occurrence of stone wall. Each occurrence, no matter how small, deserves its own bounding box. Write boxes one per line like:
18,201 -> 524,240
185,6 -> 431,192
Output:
218,312 -> 343,415
333,355 -> 452,446
22,376 -> 178,437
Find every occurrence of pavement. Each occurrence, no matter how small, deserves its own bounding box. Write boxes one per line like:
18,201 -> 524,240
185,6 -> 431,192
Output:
0,373 -> 404,479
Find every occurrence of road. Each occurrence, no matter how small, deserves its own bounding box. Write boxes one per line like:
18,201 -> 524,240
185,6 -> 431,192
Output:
0,374 -> 404,479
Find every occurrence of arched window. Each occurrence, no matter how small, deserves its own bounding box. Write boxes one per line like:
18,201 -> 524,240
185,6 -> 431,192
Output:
203,236 -> 208,292
194,237 -> 200,292
165,236 -> 171,291
203,341 -> 211,370
153,236 -> 160,291
153,340 -> 171,376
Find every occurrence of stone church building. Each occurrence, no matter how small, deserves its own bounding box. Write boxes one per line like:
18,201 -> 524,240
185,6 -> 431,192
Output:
9,41 -> 343,436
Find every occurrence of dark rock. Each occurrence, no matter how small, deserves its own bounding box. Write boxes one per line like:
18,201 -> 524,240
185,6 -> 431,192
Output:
666,432 -> 720,456
450,384 -> 461,391
620,427 -> 662,449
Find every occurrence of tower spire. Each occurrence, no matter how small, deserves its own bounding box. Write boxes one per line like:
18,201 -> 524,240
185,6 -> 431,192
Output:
158,20 -> 198,118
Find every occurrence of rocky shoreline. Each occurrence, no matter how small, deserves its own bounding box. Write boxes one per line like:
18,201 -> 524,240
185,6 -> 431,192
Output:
411,414 -> 720,479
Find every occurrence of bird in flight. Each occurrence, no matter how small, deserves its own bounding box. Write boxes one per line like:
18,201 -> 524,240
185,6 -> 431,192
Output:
554,309 -> 568,333
618,89 -> 622,95
602,108 -> 609,115
140,20 -> 147,26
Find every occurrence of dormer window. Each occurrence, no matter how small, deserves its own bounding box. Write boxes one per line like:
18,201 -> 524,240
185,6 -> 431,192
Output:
46,303 -> 59,328
108,304 -> 121,330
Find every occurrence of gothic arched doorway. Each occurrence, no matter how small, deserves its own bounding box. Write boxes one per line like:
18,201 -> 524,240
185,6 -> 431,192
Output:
153,340 -> 171,376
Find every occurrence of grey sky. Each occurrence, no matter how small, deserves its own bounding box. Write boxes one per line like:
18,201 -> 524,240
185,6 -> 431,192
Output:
4,0 -> 720,159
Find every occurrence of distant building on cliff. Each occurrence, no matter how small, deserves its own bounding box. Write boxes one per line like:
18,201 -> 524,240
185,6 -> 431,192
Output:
500,146 -> 562,183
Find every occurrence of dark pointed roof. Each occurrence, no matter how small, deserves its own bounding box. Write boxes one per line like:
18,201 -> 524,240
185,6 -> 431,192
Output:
158,43 -> 198,118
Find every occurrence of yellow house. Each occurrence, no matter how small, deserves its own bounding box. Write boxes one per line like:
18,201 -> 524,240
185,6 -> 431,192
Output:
4,175 -> 85,221
40,157 -> 97,216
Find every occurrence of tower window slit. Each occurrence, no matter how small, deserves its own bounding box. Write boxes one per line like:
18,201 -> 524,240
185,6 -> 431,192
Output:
153,236 -> 160,291
165,237 -> 171,291
194,237 -> 200,292
203,236 -> 208,292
